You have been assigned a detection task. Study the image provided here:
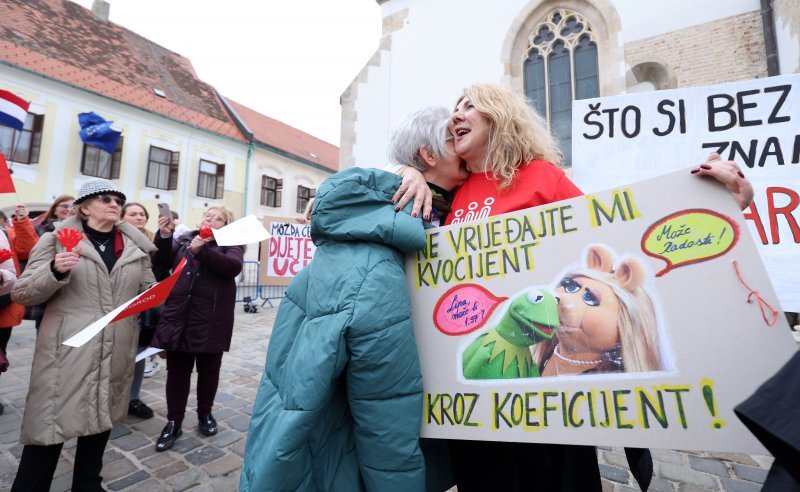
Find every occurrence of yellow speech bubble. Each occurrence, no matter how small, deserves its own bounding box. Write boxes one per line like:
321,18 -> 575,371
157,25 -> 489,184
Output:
642,209 -> 739,277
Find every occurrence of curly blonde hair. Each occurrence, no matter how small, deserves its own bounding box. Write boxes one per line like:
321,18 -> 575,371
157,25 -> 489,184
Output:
456,83 -> 561,190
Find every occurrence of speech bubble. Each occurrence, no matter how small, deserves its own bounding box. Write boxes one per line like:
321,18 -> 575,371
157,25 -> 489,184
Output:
433,283 -> 508,336
641,208 -> 739,277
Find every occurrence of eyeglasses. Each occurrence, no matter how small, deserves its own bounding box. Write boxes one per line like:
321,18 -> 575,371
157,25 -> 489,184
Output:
97,195 -> 125,207
203,213 -> 225,223
57,204 -> 72,209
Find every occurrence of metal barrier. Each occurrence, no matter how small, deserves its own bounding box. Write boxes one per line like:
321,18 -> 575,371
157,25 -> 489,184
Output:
259,284 -> 286,308
235,260 -> 287,309
235,260 -> 261,303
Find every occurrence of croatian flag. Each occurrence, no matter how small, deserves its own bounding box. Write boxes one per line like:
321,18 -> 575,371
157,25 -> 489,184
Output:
78,111 -> 122,154
0,90 -> 30,131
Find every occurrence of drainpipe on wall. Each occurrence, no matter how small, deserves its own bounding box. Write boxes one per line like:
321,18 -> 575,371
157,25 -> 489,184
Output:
760,0 -> 780,76
216,89 -> 255,216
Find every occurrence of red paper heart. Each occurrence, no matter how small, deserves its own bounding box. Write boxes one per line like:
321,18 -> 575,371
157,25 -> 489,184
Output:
199,227 -> 214,239
0,249 -> 13,264
56,228 -> 83,252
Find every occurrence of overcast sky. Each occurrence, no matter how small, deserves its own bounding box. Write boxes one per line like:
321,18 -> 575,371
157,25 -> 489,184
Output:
70,0 -> 382,146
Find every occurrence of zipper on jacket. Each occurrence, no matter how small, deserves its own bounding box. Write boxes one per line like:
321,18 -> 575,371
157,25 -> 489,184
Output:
212,288 -> 217,312
54,317 -> 65,360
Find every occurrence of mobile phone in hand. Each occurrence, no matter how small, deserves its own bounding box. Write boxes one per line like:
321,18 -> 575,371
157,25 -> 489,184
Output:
157,202 -> 171,220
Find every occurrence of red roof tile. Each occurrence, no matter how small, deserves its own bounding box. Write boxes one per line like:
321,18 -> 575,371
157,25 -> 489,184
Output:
0,0 -> 246,142
228,100 -> 339,172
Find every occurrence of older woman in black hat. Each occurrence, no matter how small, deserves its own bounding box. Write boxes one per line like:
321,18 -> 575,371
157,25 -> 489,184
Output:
10,178 -> 157,492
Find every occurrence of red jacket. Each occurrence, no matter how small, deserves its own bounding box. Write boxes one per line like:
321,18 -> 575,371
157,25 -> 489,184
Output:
0,218 -> 39,327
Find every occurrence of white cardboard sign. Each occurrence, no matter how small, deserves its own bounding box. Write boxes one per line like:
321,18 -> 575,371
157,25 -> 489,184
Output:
572,74 -> 800,311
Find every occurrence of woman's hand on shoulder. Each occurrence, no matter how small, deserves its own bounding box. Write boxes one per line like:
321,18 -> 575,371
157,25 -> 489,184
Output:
392,166 -> 432,220
691,153 -> 754,211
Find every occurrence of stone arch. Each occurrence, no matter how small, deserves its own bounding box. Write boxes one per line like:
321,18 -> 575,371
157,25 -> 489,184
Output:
627,60 -> 677,92
501,0 -> 625,96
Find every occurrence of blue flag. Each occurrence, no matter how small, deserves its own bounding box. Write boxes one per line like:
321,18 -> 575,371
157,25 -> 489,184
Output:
78,112 -> 122,154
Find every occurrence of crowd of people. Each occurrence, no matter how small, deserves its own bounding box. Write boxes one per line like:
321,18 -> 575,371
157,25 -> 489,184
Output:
0,178 -> 243,491
0,82 -> 796,491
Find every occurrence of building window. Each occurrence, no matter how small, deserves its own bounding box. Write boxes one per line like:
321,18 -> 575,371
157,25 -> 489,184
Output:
0,113 -> 44,164
296,185 -> 315,214
146,146 -> 179,190
523,9 -> 599,166
81,136 -> 123,179
261,175 -> 282,207
197,159 -> 225,199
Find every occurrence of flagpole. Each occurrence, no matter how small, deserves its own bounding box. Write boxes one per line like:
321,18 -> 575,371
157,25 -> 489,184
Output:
6,130 -> 23,205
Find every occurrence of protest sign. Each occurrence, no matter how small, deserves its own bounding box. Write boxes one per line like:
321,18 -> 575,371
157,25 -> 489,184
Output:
572,74 -> 799,311
258,216 -> 316,286
405,170 -> 795,453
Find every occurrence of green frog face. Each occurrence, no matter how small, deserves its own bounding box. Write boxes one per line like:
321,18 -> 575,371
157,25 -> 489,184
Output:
496,288 -> 560,347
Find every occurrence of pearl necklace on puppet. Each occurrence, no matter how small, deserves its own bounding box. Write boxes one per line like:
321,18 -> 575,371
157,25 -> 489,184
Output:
553,344 -> 603,366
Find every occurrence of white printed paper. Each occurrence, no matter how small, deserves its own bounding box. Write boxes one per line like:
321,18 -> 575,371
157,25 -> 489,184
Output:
213,214 -> 271,246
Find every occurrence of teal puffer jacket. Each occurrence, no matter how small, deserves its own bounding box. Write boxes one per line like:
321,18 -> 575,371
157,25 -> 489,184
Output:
240,168 -> 427,491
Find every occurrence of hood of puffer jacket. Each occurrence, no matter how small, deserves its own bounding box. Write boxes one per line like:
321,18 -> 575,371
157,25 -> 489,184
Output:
310,167 -> 427,253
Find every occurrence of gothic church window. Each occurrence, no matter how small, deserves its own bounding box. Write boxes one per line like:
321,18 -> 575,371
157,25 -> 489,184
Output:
523,9 -> 599,166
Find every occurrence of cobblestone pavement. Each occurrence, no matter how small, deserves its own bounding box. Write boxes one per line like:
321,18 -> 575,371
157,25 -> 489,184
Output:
0,307 -> 776,491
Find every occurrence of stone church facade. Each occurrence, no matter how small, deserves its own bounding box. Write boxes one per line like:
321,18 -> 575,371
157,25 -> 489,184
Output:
341,0 -> 799,169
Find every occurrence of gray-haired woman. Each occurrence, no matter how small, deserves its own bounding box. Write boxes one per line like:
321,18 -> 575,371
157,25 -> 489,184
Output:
11,178 -> 156,492
387,106 -> 469,226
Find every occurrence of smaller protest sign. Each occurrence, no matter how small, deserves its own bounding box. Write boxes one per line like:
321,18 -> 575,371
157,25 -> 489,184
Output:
258,216 -> 316,286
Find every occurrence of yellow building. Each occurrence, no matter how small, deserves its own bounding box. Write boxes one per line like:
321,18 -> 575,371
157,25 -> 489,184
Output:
0,0 -> 337,234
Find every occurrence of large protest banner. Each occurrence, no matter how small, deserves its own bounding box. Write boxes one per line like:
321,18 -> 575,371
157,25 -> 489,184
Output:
258,216 -> 316,286
572,74 -> 799,311
405,170 -> 795,452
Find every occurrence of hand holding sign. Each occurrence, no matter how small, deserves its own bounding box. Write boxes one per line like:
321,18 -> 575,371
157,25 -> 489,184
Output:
642,209 -> 739,276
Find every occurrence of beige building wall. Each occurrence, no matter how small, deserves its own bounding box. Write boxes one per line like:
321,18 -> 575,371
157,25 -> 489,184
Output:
249,148 -> 332,219
0,66 -> 250,230
774,0 -> 800,74
625,12 -> 768,89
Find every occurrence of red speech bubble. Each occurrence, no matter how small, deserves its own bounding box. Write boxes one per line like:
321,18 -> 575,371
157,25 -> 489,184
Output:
433,283 -> 507,336
641,209 -> 739,277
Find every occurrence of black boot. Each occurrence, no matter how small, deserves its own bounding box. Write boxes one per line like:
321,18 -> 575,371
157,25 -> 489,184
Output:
198,413 -> 218,436
155,420 -> 182,452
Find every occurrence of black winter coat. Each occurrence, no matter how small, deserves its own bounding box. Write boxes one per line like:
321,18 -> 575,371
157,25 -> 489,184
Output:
151,231 -> 244,353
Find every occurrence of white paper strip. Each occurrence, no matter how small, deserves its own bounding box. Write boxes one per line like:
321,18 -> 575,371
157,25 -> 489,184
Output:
213,214 -> 271,246
62,296 -> 139,347
135,346 -> 164,362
